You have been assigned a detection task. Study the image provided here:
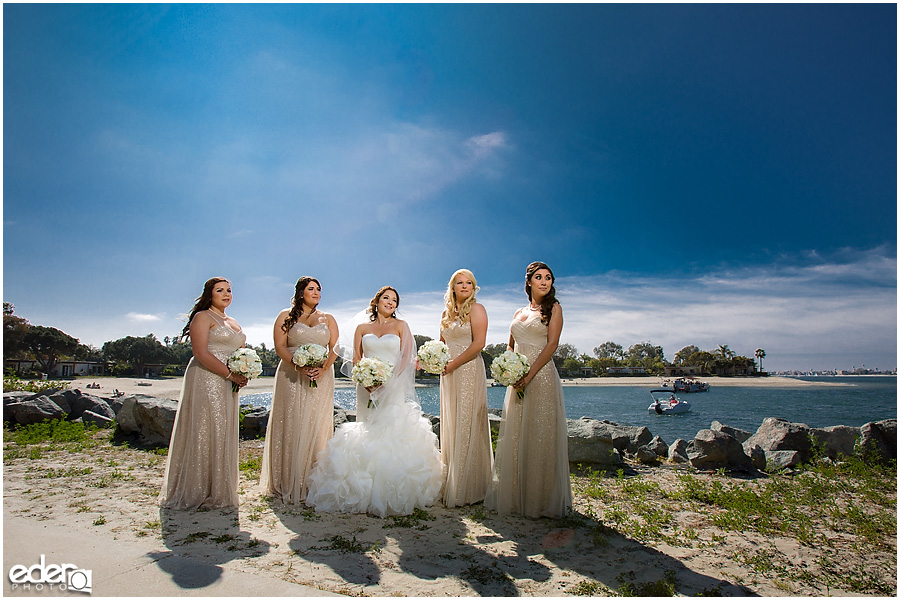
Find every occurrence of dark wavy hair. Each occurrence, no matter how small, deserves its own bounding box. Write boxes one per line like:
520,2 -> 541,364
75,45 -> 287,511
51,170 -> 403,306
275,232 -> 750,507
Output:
525,261 -> 559,325
180,277 -> 230,340
368,286 -> 399,321
282,276 -> 321,333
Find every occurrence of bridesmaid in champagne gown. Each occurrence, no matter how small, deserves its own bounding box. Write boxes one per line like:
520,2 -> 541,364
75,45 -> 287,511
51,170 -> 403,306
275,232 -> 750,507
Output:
260,276 -> 338,504
439,269 -> 493,507
160,277 -> 249,510
487,262 -> 573,519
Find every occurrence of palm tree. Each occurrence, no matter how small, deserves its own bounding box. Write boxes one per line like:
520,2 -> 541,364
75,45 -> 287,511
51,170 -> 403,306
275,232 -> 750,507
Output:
755,348 -> 766,373
716,344 -> 736,360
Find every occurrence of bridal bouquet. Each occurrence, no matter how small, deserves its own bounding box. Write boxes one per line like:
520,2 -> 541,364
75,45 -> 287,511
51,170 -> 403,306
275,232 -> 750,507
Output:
490,350 -> 530,399
293,343 -> 329,387
227,347 -> 263,392
351,357 -> 393,408
417,340 -> 451,375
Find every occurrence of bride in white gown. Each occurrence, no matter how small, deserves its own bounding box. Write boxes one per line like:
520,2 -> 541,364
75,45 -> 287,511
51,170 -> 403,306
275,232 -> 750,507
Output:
306,286 -> 443,517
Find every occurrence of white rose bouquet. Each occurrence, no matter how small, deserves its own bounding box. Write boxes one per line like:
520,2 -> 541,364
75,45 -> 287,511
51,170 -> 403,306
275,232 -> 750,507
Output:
490,350 -> 530,399
351,357 -> 394,408
417,340 -> 451,375
292,343 -> 329,387
226,347 -> 263,392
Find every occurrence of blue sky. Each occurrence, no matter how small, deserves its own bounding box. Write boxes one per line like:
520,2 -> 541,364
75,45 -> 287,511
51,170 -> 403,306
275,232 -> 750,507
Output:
3,4 -> 896,372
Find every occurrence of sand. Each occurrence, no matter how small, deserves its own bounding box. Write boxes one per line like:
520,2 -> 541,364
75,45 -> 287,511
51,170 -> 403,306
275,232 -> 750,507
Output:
79,374 -> 842,403
4,435 -> 894,596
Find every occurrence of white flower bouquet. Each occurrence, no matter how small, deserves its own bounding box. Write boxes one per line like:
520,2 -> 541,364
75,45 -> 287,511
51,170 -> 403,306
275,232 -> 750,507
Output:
417,340 -> 451,375
292,343 -> 329,387
227,347 -> 263,392
351,357 -> 394,408
490,350 -> 530,399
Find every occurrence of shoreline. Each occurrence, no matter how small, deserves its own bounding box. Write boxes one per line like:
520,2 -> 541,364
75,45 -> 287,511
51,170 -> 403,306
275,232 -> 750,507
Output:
72,374 -> 859,402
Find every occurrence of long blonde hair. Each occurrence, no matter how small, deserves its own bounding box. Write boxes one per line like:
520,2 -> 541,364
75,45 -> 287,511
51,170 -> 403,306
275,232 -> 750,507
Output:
441,269 -> 479,331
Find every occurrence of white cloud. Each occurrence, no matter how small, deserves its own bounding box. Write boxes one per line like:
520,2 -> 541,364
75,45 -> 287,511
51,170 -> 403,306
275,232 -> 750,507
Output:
126,312 -> 164,323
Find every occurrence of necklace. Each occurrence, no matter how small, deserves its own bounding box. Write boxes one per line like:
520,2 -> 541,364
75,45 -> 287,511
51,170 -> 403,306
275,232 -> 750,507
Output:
210,307 -> 227,319
529,304 -> 542,311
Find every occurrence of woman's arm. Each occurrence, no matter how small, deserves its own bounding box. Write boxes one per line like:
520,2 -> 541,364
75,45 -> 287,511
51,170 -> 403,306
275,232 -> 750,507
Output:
273,310 -> 295,366
322,313 -> 339,369
515,303 -> 563,389
444,303 -> 487,375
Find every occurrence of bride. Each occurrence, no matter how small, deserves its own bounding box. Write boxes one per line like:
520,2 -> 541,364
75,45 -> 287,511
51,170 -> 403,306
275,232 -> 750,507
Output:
305,286 -> 443,517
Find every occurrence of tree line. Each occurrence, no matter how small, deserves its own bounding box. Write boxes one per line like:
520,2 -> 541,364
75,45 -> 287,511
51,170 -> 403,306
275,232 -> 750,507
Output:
3,303 -> 765,378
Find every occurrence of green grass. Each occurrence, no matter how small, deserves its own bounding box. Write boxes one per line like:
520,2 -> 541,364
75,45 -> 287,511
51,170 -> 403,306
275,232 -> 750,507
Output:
5,419 -> 100,446
384,507 -> 435,529
3,374 -> 70,393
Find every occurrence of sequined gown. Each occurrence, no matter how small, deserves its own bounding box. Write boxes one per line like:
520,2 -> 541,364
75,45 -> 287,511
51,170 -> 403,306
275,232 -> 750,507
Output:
440,319 -> 493,507
487,310 -> 573,518
260,322 -> 335,504
306,333 -> 442,517
160,312 -> 245,510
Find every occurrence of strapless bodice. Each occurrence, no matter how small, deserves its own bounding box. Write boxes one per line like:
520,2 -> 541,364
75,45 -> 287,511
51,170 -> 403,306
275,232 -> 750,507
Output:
510,312 -> 548,359
287,321 -> 330,351
441,320 -> 472,356
362,333 -> 401,364
207,325 -> 246,361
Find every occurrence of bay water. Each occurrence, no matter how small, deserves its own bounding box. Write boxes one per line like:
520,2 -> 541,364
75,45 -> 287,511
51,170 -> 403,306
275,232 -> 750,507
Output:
243,376 -> 896,445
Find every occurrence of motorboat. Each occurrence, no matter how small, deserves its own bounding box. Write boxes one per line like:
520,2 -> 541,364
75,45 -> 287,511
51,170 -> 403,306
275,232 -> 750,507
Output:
648,389 -> 691,414
673,377 -> 710,393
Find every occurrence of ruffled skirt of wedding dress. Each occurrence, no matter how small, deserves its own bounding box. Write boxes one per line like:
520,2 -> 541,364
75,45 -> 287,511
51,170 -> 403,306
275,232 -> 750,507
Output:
306,398 -> 443,517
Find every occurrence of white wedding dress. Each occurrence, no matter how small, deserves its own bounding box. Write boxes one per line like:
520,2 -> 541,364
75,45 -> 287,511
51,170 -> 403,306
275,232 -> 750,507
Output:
305,332 -> 443,517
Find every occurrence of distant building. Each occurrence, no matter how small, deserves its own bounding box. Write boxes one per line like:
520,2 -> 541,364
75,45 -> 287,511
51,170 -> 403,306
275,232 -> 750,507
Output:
608,366 -> 648,375
5,359 -> 107,377
664,365 -> 702,377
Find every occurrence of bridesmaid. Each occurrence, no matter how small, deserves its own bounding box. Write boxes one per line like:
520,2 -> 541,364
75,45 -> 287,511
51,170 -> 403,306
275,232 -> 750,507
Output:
260,276 -> 338,504
439,269 -> 492,507
486,262 -> 573,519
160,277 -> 248,510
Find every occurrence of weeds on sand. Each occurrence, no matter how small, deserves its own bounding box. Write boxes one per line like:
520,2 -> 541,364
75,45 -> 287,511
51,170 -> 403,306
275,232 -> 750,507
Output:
313,534 -> 382,555
239,455 -> 262,478
4,419 -> 100,448
384,507 -> 434,530
614,569 -> 678,596
460,561 -> 513,586
3,374 -> 70,394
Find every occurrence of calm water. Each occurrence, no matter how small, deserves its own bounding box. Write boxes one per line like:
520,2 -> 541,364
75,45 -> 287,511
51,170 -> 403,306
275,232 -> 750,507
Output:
243,376 -> 897,444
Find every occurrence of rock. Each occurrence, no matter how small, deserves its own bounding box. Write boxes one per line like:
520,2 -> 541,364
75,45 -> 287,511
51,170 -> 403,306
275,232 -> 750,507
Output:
50,390 -> 115,421
766,450 -> 802,470
856,419 -> 897,463
744,417 -> 813,462
743,443 -> 767,470
81,410 -> 114,427
6,395 -> 67,425
668,439 -> 689,463
648,435 -> 669,457
810,425 -> 860,459
635,445 -> 658,464
240,405 -> 269,435
333,407 -> 349,429
687,429 -> 752,471
115,395 -> 178,446
589,420 -> 653,454
566,418 -> 624,466
710,420 -> 752,443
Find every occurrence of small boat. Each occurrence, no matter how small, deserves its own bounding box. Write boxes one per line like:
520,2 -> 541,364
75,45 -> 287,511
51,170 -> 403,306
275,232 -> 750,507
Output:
673,377 -> 710,393
648,389 -> 691,414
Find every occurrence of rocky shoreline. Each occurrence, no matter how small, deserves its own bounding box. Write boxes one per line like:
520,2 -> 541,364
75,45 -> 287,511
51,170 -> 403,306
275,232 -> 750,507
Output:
4,387 -> 896,596
5,388 -> 896,474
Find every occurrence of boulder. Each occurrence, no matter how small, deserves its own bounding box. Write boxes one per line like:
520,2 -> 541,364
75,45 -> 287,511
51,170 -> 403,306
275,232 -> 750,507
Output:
856,419 -> 897,463
687,429 -> 753,471
333,407 -> 349,429
710,420 -> 752,443
587,420 -> 653,454
668,438 -> 689,463
240,405 -> 269,435
766,450 -> 802,470
743,443 -> 767,471
634,445 -> 658,464
49,390 -> 115,421
744,418 -> 813,462
6,395 -> 67,425
810,425 -> 860,459
566,418 -> 624,466
647,435 -> 669,458
115,395 -> 178,446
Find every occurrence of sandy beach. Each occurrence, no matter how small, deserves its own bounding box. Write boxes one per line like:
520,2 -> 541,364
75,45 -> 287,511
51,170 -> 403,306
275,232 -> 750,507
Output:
79,374 -> 845,403
4,430 -> 894,596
